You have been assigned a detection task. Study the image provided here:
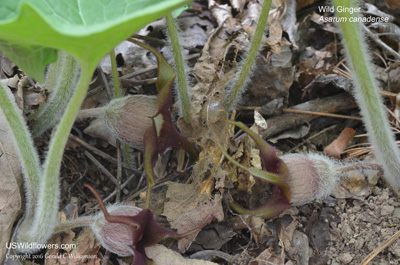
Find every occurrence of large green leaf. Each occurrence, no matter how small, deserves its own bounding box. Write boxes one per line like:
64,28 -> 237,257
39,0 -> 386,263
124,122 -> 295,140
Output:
0,0 -> 191,82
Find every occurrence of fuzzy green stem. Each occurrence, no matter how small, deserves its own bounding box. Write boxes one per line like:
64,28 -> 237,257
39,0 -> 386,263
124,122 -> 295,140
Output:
15,61 -> 95,251
0,82 -> 41,220
109,48 -> 134,188
110,49 -> 121,98
166,12 -> 191,123
221,0 -> 272,110
54,216 -> 96,234
30,51 -> 80,138
333,0 -> 400,189
77,107 -> 106,119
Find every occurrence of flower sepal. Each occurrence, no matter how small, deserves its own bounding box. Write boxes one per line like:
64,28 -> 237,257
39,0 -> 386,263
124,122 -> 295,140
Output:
85,184 -> 213,265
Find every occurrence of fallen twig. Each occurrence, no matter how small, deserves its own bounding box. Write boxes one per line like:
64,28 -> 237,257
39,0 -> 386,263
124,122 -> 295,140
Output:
260,93 -> 358,139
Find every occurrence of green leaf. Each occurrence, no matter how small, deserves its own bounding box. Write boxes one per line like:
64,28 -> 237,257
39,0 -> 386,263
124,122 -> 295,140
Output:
1,0 -> 192,250
0,0 -> 191,82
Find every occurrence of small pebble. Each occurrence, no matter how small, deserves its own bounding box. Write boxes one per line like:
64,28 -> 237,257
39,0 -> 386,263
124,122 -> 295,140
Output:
381,205 -> 395,216
393,208 -> 400,219
338,253 -> 353,264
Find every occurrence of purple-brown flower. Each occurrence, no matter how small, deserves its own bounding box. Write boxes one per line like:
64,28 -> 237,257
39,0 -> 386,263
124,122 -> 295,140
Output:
102,39 -> 198,207
85,184 -> 213,265
220,121 -> 340,218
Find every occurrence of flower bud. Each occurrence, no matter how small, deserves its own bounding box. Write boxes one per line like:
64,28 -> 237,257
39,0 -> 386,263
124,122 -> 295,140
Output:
103,95 -> 158,151
280,153 -> 341,206
86,183 -> 212,265
91,205 -> 142,257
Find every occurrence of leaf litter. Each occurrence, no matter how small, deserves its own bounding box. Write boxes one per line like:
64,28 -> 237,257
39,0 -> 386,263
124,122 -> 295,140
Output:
3,0 -> 400,264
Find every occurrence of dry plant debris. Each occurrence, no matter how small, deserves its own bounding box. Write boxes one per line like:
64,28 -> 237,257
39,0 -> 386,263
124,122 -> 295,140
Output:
2,0 -> 400,264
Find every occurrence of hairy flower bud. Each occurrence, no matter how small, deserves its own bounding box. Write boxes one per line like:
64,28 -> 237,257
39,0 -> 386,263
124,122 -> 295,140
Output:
103,95 -> 157,151
85,184 -> 214,265
91,205 -> 142,256
221,121 -> 344,218
280,153 -> 341,206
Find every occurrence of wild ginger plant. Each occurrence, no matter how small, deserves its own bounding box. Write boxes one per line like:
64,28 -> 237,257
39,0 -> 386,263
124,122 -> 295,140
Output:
84,184 -> 213,265
213,0 -> 398,217
0,0 -> 192,256
1,0 -> 398,263
52,41 -> 202,265
219,121 -> 383,217
81,39 -> 199,208
218,121 -> 342,218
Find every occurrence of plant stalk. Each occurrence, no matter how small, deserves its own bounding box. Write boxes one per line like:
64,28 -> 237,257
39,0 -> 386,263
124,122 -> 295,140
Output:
30,51 -> 80,138
109,48 -> 133,192
110,49 -> 121,98
15,62 -> 95,251
221,0 -> 272,110
54,216 -> 96,233
0,83 -> 42,220
333,0 -> 400,189
166,12 -> 191,123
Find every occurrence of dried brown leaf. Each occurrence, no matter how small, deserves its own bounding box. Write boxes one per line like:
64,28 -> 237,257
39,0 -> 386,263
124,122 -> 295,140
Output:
332,170 -> 375,199
208,0 -> 232,26
145,244 -> 218,265
266,16 -> 283,53
249,248 -> 284,265
162,182 -> 224,251
46,227 -> 101,265
324,128 -> 355,158
385,0 -> 400,8
230,0 -> 246,13
1,54 -> 16,77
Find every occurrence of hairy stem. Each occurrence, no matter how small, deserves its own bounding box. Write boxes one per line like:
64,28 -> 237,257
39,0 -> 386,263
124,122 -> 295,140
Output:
54,216 -> 96,233
221,0 -> 272,110
166,12 -> 191,123
0,83 -> 42,221
337,162 -> 382,174
15,62 -> 95,251
77,107 -> 106,119
109,48 -> 133,190
110,49 -> 121,98
30,51 -> 80,138
333,0 -> 400,189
